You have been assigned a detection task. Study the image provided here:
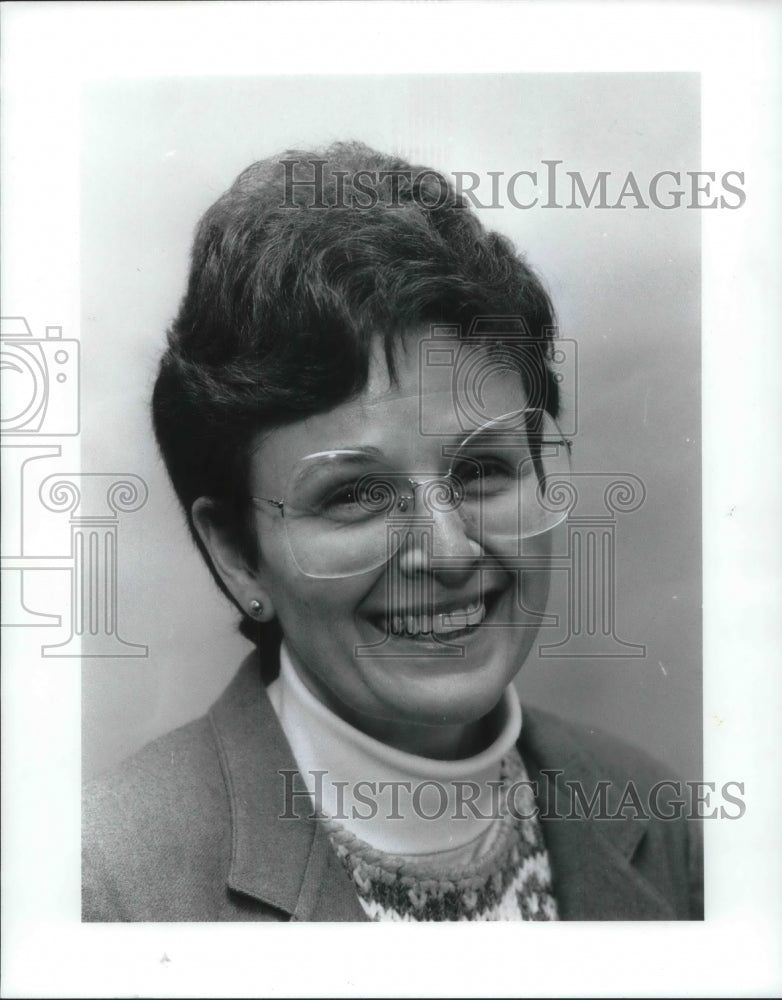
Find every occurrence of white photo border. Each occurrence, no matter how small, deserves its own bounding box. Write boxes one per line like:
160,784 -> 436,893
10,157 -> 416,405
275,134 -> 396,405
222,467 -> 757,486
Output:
2,2 -> 781,997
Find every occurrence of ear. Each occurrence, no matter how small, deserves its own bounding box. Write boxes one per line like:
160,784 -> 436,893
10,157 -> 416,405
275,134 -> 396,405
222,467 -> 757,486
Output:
191,497 -> 275,622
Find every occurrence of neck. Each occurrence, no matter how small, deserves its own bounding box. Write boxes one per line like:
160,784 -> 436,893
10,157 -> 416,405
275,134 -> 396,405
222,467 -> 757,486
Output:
336,701 -> 502,760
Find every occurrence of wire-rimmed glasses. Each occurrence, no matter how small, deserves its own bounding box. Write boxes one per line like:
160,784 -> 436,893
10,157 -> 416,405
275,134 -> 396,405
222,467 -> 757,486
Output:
250,408 -> 573,579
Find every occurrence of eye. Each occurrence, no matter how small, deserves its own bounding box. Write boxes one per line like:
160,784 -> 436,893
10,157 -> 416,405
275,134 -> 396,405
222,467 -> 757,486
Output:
316,475 -> 396,523
319,481 -> 363,518
451,456 -> 517,497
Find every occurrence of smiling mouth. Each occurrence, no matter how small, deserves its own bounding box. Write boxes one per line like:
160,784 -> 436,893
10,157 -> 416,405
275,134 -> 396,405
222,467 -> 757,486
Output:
382,599 -> 488,640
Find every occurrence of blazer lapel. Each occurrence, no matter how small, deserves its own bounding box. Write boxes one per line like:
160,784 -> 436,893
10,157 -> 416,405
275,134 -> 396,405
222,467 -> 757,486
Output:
521,706 -> 677,920
209,653 -> 367,921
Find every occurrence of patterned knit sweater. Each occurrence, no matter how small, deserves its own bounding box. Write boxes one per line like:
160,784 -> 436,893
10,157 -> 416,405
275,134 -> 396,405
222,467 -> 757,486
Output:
322,748 -> 558,921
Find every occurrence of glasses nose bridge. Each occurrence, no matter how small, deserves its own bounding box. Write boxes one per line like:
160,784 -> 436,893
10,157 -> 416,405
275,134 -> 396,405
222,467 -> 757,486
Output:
396,474 -> 463,521
393,476 -> 480,571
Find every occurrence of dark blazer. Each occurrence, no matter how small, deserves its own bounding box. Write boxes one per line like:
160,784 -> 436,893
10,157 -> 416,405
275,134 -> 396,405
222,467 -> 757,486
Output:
83,653 -> 703,921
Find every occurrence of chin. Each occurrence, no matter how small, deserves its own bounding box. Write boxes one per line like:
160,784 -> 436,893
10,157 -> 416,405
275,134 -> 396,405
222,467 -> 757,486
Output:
367,648 -> 518,726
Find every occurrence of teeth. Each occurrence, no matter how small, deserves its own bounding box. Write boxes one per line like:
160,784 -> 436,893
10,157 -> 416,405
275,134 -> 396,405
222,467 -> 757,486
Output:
438,602 -> 485,634
387,602 -> 485,638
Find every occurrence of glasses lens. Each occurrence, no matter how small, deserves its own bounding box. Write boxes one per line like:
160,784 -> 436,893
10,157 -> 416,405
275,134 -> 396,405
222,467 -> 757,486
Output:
447,409 -> 573,555
282,452 -> 414,578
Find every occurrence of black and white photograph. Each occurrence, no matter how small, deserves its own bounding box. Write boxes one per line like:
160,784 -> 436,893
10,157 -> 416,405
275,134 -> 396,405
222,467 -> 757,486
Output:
78,74 -> 707,925
2,3 -> 780,997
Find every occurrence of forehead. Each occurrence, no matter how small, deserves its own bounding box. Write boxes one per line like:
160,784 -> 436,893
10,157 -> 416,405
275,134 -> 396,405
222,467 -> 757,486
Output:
251,334 -> 527,482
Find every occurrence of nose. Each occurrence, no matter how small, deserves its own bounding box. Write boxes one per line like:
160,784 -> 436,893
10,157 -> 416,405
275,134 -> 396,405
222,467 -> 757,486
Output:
395,504 -> 483,580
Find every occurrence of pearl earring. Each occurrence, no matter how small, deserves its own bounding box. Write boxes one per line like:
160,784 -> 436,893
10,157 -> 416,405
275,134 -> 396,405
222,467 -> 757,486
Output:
249,599 -> 264,618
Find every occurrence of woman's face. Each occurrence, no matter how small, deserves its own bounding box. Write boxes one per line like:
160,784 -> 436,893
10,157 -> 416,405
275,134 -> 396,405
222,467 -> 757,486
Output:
247,333 -> 553,755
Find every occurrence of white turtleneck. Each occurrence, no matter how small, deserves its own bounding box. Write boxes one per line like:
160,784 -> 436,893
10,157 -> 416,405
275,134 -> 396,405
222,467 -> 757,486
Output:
267,643 -> 522,857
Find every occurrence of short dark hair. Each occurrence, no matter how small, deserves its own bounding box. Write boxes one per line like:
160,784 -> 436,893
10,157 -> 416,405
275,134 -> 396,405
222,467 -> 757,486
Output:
152,141 -> 559,643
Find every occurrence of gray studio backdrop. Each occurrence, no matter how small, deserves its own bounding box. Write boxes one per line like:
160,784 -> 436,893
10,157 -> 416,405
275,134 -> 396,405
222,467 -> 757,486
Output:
79,74 -> 701,782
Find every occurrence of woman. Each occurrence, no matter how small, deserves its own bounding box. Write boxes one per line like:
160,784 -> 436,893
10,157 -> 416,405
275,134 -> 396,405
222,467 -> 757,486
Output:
83,142 -> 702,921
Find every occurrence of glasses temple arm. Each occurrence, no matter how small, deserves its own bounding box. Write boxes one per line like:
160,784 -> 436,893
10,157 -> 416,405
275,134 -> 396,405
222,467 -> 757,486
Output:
249,495 -> 285,516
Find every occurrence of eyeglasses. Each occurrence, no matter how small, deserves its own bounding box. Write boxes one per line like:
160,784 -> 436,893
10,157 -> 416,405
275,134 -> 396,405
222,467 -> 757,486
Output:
250,408 -> 573,579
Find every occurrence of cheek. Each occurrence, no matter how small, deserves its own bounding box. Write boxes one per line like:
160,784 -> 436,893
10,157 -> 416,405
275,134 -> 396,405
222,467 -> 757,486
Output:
522,530 -> 553,589
256,524 -> 370,622
255,530 -> 311,607
504,537 -> 553,669
521,574 -> 552,636
261,559 -> 366,634
513,532 -> 553,627
273,576 -> 330,624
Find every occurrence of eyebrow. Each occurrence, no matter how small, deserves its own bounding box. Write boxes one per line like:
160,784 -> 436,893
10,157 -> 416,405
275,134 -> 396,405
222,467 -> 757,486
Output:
305,446 -> 387,462
249,439 -> 387,463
